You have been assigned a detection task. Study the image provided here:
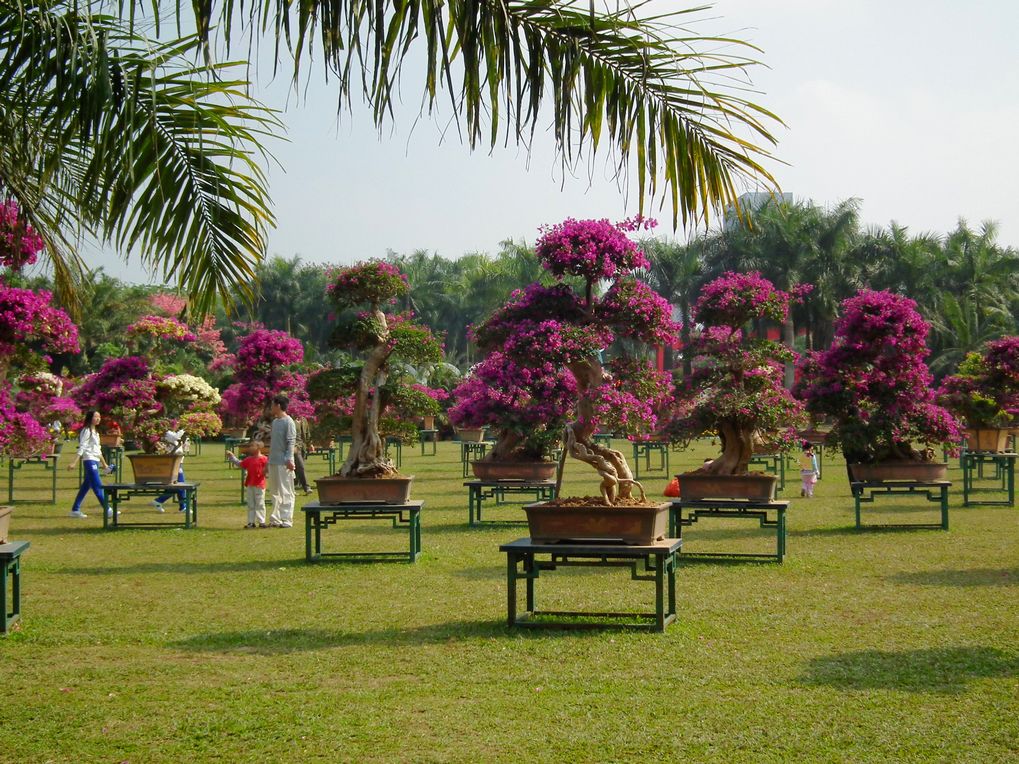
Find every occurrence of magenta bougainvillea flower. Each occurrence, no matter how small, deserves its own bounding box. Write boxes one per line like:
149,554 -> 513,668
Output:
937,336 -> 1019,428
795,289 -> 962,463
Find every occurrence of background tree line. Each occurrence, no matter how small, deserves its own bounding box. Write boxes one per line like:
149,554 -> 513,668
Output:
22,199 -> 1019,384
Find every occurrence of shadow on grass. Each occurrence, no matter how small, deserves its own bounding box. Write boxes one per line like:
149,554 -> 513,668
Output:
800,646 -> 1019,694
58,559 -> 306,575
888,568 -> 1019,587
171,620 -> 603,653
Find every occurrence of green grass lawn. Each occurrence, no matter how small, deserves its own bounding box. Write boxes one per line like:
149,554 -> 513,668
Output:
1,440 -> 1017,762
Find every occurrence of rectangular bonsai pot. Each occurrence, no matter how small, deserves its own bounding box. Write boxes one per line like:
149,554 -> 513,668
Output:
315,476 -> 414,505
676,473 -> 778,501
523,501 -> 669,545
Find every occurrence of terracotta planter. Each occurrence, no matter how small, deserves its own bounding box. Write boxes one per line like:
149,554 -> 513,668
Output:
965,428 -> 1010,453
315,475 -> 414,505
127,453 -> 184,485
100,434 -> 123,448
524,501 -> 669,545
676,473 -> 779,501
471,460 -> 556,481
221,427 -> 248,439
849,461 -> 948,482
0,506 -> 12,544
422,416 -> 436,430
457,428 -> 485,443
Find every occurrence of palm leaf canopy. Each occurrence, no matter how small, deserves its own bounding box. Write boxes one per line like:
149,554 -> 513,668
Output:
0,1 -> 280,316
156,0 -> 781,225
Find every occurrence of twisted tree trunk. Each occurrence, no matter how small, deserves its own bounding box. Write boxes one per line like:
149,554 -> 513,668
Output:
564,359 -> 640,504
695,419 -> 753,475
340,308 -> 397,478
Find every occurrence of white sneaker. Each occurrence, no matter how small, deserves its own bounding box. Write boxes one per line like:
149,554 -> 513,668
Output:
150,500 -> 164,513
69,510 -> 88,519
280,522 -> 293,528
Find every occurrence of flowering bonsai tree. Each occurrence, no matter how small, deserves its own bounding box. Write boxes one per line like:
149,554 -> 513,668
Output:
307,261 -> 442,478
0,204 -> 80,456
937,337 -> 1019,430
472,218 -> 678,504
219,328 -> 312,429
794,290 -> 962,466
73,356 -> 162,448
449,352 -> 576,462
665,272 -> 807,474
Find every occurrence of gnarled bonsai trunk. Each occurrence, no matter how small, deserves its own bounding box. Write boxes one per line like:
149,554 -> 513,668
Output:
696,419 -> 753,475
563,359 -> 640,504
341,309 -> 397,478
486,429 -> 525,461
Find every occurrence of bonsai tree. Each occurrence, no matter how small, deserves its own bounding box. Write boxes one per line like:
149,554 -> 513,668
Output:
308,261 -> 442,478
795,289 -> 962,467
665,272 -> 807,475
937,337 -> 1019,430
472,218 -> 678,504
448,351 -> 576,462
0,205 -> 80,456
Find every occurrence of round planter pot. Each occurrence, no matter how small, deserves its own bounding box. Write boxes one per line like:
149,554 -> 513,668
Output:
471,461 -> 556,481
127,453 -> 184,484
676,473 -> 779,501
0,505 -> 12,544
315,475 -> 414,505
849,461 -> 948,482
965,428 -> 1010,453
524,501 -> 669,545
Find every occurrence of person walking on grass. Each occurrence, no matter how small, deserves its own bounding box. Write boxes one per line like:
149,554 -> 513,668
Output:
266,394 -> 297,528
800,441 -> 819,498
227,440 -> 269,528
66,410 -> 114,519
151,430 -> 188,514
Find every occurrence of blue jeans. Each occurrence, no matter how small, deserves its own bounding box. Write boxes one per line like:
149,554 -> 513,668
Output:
155,468 -> 187,511
73,460 -> 107,512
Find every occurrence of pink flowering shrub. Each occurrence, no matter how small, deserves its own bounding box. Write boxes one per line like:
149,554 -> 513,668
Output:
795,289 -> 962,464
311,261 -> 442,477
0,201 -> 45,271
127,315 -> 198,344
473,218 -> 679,503
665,272 -> 807,475
73,356 -> 161,441
219,329 -> 312,426
937,336 -> 1019,428
0,388 -> 52,456
14,373 -> 81,428
449,352 -> 577,460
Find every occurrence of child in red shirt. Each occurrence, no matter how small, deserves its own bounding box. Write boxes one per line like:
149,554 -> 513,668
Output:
228,441 -> 269,528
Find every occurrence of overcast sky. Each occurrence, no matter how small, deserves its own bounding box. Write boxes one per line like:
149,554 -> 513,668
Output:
90,0 -> 1019,284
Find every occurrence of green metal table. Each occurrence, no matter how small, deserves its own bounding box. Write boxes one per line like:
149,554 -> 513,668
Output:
384,437 -> 403,469
80,446 -> 124,484
961,452 -> 1016,506
336,435 -> 353,460
850,480 -> 951,530
419,429 -> 438,456
302,501 -> 422,563
464,479 -> 557,526
304,447 -> 338,477
224,436 -> 247,468
749,453 -> 786,492
6,455 -> 58,504
103,482 -> 200,529
593,433 -> 614,448
0,540 -> 29,634
500,538 -> 681,632
461,441 -> 490,478
669,499 -> 788,562
631,440 -> 669,479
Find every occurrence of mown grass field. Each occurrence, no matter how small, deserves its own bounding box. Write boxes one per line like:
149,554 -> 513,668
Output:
1,439 -> 1017,762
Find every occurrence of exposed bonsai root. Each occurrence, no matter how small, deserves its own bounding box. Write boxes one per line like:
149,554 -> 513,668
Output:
564,426 -> 637,504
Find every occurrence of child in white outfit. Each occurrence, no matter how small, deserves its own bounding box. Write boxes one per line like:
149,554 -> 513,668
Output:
799,442 -> 819,498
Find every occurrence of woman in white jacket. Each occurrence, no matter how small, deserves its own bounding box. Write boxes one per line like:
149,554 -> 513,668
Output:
66,410 -> 113,518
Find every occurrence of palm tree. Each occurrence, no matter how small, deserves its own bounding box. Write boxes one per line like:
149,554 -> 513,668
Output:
4,2 -> 781,317
638,237 -> 703,376
0,5 -> 279,315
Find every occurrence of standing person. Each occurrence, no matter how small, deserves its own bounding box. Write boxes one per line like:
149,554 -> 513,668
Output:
66,410 -> 114,519
293,416 -> 312,495
151,430 -> 188,513
800,442 -> 819,498
266,394 -> 297,528
227,440 -> 269,527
